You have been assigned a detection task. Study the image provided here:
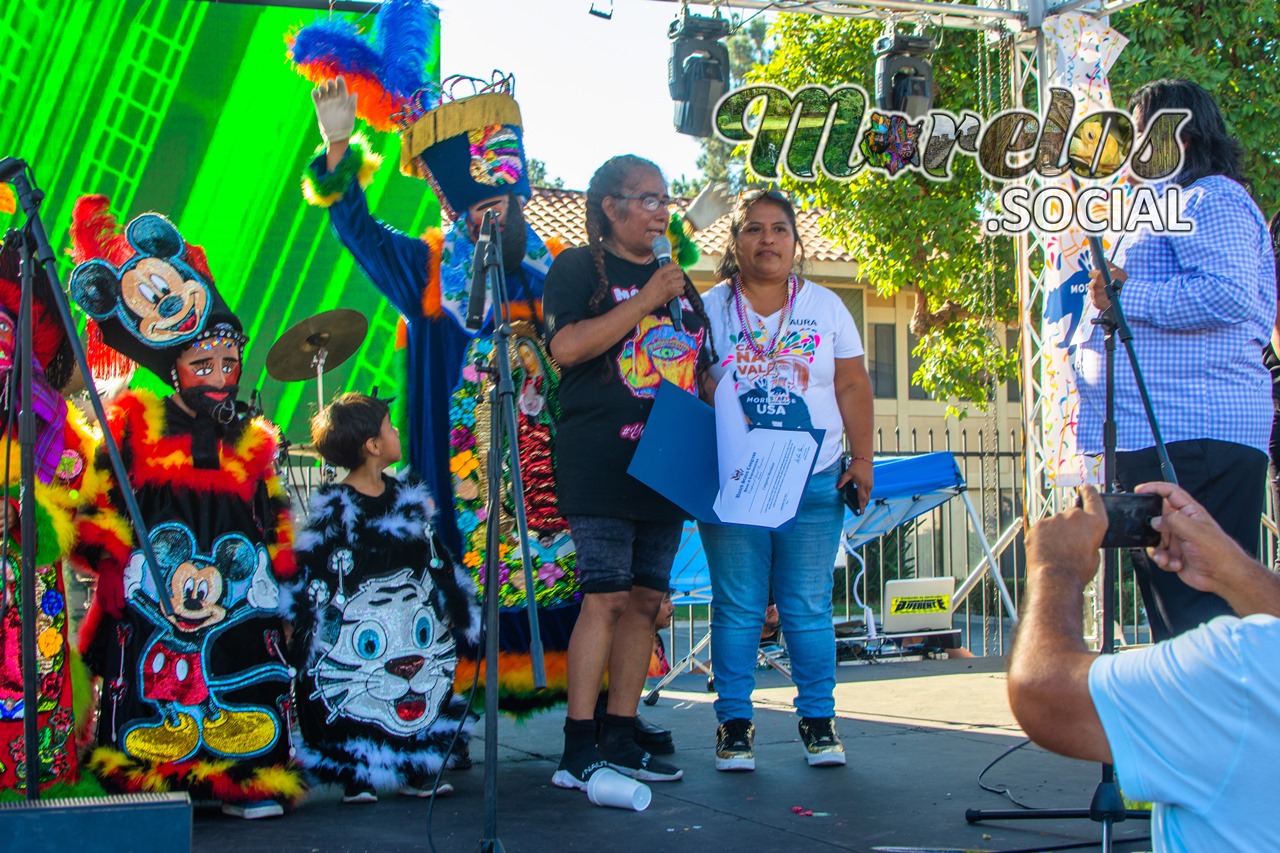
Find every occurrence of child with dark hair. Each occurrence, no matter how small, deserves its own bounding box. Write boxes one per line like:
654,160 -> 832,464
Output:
285,392 -> 480,804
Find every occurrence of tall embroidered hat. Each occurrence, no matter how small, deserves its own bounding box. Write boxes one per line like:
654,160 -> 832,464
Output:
67,195 -> 247,384
398,87 -> 531,220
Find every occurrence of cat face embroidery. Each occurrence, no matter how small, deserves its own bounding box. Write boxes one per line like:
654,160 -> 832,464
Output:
310,568 -> 455,736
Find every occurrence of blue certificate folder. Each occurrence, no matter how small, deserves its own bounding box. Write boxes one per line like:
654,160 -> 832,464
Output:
627,380 -> 822,527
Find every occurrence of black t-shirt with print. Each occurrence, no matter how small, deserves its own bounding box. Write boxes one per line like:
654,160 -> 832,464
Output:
544,246 -> 709,522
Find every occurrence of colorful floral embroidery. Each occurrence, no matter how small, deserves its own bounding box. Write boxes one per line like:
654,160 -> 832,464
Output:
448,325 -> 578,610
467,124 -> 524,187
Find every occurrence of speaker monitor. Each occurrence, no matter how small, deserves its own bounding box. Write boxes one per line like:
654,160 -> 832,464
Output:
0,792 -> 192,853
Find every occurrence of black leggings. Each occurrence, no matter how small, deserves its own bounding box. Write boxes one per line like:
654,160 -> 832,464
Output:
1116,439 -> 1267,641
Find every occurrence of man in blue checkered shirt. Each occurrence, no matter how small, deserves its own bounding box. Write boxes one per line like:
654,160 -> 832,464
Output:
1077,79 -> 1277,641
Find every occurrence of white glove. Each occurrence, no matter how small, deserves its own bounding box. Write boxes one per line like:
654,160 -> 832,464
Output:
312,76 -> 358,146
684,181 -> 733,232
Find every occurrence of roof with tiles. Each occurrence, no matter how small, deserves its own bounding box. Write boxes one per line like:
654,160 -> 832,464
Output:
525,186 -> 859,265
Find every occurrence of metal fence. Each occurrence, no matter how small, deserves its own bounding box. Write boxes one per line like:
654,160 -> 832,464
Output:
840,427 -> 1026,656
844,427 -> 1280,657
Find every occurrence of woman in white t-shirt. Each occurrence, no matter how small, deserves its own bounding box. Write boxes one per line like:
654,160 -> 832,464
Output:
699,189 -> 874,772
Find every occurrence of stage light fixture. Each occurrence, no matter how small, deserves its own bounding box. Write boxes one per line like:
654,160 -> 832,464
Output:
667,8 -> 732,138
874,30 -> 936,118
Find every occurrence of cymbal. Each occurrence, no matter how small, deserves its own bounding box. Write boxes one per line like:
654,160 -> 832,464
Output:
265,309 -> 368,382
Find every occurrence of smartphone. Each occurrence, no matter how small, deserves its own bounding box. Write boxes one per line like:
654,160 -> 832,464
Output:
1099,492 -> 1162,549
843,481 -> 862,516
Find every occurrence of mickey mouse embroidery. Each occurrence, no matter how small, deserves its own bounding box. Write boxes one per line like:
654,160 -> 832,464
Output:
68,213 -> 212,347
120,523 -> 287,763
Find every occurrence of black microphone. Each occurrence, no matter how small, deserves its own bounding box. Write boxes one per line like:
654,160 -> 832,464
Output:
652,234 -> 682,332
465,212 -> 495,332
0,157 -> 25,183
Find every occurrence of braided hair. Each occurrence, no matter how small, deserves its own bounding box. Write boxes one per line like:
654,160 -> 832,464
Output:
583,155 -> 717,378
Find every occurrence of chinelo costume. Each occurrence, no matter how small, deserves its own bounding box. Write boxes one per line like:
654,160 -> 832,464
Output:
68,196 -> 303,816
285,474 -> 480,793
287,0 -> 587,713
0,231 -> 101,797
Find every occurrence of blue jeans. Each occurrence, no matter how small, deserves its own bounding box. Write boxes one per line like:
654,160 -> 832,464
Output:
700,464 -> 844,722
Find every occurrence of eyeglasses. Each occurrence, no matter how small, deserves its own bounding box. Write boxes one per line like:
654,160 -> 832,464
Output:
613,193 -> 674,212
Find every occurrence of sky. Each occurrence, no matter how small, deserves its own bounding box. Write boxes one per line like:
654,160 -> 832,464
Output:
436,0 -> 711,191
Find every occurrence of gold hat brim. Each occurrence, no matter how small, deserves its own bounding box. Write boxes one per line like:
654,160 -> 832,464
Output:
399,92 -> 523,178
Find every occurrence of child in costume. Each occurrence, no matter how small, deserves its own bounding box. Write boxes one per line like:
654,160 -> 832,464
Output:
286,392 -> 479,803
0,230 -> 100,797
68,196 -> 302,819
288,1 -> 579,716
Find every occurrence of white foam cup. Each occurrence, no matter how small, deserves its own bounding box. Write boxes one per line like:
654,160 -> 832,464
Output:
586,768 -> 651,811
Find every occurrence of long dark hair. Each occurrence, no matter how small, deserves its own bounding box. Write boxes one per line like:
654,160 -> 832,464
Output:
1128,79 -> 1246,187
583,155 -> 716,377
713,189 -> 807,281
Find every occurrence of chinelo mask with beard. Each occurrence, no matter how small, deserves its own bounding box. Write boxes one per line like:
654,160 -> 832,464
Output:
177,382 -> 240,425
171,330 -> 244,427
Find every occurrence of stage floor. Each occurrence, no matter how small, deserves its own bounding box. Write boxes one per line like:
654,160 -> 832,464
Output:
192,656 -> 1151,853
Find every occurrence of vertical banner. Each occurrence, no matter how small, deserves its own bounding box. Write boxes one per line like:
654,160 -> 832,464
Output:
1039,13 -> 1128,486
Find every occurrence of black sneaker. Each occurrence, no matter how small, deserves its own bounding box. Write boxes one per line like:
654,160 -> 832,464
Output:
599,735 -> 683,782
551,747 -> 610,792
715,719 -> 755,772
798,717 -> 846,767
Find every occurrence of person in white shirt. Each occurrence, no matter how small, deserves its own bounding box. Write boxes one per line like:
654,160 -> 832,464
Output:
1008,483 -> 1280,852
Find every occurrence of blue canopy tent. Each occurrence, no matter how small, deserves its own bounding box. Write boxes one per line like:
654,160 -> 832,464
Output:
644,452 -> 1016,702
843,452 -> 1017,631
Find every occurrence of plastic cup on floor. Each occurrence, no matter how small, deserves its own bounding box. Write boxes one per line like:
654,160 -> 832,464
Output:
586,768 -> 651,811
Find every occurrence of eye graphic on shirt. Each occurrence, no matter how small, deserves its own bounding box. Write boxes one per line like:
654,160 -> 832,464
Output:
616,315 -> 704,399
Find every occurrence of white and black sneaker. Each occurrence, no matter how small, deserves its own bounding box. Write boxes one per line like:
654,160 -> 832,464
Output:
551,748 -> 611,792
715,719 -> 756,772
599,738 -> 683,782
342,783 -> 378,804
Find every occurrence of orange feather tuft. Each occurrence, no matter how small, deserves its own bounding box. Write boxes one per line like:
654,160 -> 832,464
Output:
420,229 -> 445,319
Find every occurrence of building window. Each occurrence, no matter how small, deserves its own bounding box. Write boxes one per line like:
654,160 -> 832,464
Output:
908,332 -> 931,400
868,323 -> 896,399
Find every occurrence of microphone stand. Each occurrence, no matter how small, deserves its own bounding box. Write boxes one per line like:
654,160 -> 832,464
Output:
473,208 -> 546,853
4,159 -> 172,801
966,237 -> 1169,851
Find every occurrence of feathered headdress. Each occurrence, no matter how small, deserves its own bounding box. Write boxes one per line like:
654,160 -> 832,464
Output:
288,0 -> 442,131
0,230 -> 73,390
287,1 -> 530,220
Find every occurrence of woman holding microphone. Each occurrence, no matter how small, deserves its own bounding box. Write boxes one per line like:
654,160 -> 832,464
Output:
543,155 -> 713,793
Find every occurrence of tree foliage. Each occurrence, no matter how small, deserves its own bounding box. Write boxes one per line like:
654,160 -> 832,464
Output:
759,15 -> 1019,412
749,3 -> 1279,413
1110,1 -> 1280,204
527,157 -> 564,189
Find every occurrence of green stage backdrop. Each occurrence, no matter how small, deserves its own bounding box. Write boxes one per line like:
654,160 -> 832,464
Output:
1,0 -> 441,443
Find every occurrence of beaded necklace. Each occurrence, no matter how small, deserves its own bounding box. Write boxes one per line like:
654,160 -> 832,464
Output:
732,273 -> 799,361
